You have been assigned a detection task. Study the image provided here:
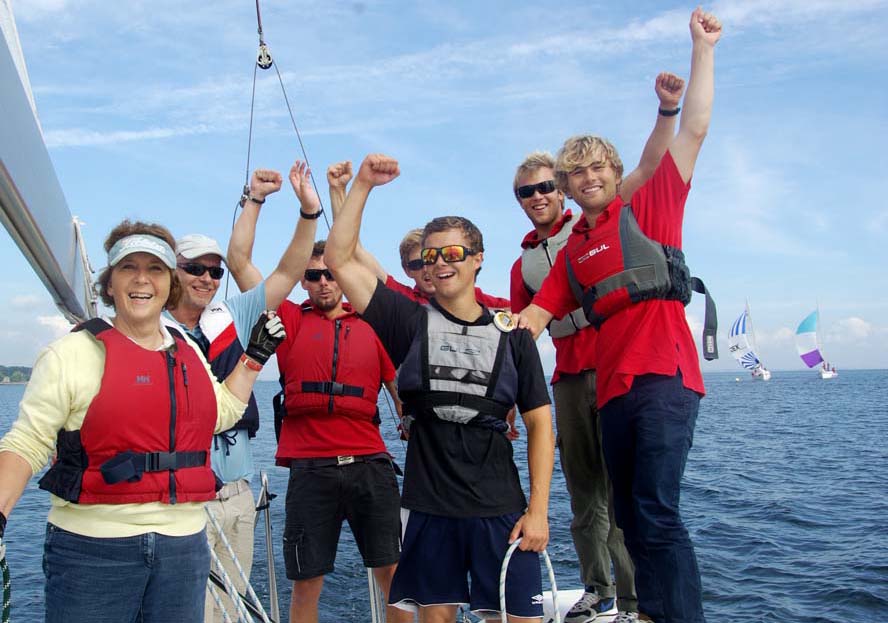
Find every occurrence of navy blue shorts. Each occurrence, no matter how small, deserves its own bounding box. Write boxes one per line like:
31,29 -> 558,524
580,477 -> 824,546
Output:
388,510 -> 543,618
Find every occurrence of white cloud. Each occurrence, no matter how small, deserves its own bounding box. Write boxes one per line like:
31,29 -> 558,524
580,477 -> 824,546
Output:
11,294 -> 44,308
37,314 -> 72,338
44,124 -> 213,148
827,316 -> 874,342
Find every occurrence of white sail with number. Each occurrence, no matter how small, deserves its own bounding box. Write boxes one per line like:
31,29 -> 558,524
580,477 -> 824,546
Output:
728,303 -> 771,380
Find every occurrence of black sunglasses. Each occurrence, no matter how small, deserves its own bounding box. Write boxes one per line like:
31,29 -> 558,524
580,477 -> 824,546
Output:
178,263 -> 225,279
405,259 -> 425,271
304,268 -> 335,282
421,245 -> 477,265
516,179 -> 557,199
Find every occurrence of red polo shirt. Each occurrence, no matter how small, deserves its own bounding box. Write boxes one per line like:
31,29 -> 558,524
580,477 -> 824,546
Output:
510,209 -> 597,385
533,152 -> 705,408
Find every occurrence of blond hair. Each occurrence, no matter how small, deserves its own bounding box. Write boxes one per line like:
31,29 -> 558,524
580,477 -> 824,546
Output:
554,136 -> 623,193
398,229 -> 424,268
513,151 -> 556,198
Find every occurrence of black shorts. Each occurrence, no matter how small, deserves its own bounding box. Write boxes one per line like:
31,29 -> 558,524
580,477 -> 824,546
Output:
283,457 -> 401,580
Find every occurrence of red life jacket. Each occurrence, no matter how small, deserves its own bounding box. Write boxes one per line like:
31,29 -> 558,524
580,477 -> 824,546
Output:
563,205 -> 718,359
276,306 -> 384,460
38,319 -> 218,504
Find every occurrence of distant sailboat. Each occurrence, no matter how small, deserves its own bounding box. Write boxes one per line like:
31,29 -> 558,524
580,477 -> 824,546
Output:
795,309 -> 838,379
728,302 -> 771,380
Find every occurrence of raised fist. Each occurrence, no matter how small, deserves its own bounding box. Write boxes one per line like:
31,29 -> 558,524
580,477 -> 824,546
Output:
356,154 -> 400,188
289,160 -> 321,213
690,7 -> 722,47
327,161 -> 353,190
655,72 -> 685,109
250,169 -> 283,201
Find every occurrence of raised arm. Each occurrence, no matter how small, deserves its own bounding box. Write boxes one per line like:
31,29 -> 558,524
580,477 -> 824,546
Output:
227,169 -> 283,292
328,161 -> 389,281
325,154 -> 400,314
620,72 -> 686,201
669,7 -> 722,183
226,161 -> 322,309
261,161 -> 323,309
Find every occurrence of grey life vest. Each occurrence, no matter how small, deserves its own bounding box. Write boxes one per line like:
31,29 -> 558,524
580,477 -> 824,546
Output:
521,213 -> 590,339
563,205 -> 718,360
397,305 -> 518,433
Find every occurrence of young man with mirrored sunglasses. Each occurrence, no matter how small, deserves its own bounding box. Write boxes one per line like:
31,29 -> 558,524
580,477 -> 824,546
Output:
325,154 -> 555,623
326,161 -> 511,310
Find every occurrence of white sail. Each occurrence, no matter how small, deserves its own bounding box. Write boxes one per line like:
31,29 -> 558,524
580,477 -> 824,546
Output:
727,303 -> 770,379
0,0 -> 96,323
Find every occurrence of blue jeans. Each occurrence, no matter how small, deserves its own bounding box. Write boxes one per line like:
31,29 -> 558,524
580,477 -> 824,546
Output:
43,523 -> 210,623
600,374 -> 705,623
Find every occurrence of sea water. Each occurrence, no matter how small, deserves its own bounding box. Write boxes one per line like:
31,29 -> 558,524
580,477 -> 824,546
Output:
1,370 -> 886,622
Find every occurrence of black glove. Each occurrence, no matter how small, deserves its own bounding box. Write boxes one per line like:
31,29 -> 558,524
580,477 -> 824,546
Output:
0,509 -> 6,539
245,311 -> 286,366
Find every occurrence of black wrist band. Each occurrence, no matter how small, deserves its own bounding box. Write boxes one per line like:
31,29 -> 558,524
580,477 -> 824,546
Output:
658,106 -> 681,117
248,194 -> 266,205
300,208 -> 323,220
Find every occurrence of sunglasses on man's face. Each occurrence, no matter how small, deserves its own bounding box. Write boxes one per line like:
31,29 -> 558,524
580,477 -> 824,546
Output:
516,179 -> 557,199
304,268 -> 335,282
421,245 -> 477,265
178,263 -> 225,279
405,258 -> 425,272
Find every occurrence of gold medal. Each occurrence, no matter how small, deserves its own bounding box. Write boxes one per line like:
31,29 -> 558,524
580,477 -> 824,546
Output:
493,311 -> 515,333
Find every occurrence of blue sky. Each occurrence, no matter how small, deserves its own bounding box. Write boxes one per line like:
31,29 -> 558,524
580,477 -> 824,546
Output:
2,0 -> 887,377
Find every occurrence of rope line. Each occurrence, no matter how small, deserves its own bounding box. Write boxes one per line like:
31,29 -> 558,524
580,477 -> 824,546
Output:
1,537 -> 11,623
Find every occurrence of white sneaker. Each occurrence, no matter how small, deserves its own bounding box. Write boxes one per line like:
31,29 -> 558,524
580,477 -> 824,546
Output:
564,590 -> 618,622
612,612 -> 639,623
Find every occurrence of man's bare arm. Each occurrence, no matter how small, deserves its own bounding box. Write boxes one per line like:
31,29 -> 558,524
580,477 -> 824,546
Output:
510,303 -> 554,340
227,161 -> 321,309
227,168 -> 283,292
325,154 -> 401,314
620,72 -> 686,201
328,161 -> 388,281
670,8 -> 722,183
508,404 -> 554,552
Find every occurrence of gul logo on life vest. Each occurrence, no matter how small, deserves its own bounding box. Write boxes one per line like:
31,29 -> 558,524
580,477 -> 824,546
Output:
576,243 -> 610,264
440,342 -> 481,356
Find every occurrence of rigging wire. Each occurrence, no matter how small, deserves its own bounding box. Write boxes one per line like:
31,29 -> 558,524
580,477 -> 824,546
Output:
225,0 -> 331,298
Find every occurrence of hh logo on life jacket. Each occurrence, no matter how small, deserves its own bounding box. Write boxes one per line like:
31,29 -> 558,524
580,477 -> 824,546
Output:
576,243 -> 609,263
135,374 -> 152,385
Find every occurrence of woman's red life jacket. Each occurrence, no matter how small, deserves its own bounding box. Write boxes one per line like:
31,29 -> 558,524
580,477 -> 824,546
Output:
38,319 -> 219,504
